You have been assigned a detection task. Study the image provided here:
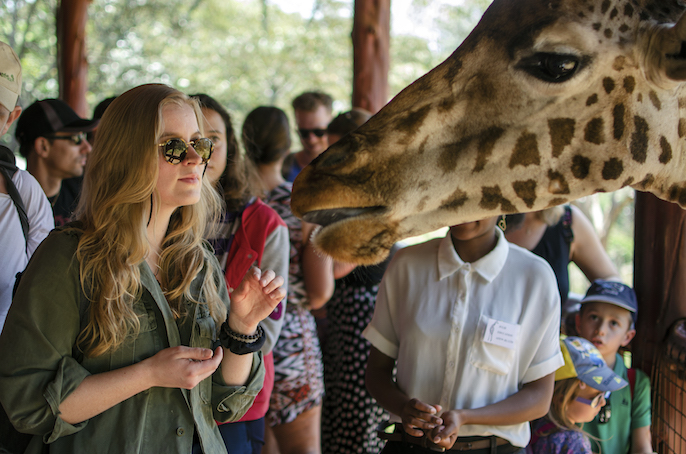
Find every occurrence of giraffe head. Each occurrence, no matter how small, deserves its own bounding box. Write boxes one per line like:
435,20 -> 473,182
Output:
292,0 -> 686,264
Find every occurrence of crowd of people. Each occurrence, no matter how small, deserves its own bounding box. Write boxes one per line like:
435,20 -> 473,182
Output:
0,38 -> 655,454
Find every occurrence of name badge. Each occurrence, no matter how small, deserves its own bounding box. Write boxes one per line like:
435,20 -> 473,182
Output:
483,318 -> 519,349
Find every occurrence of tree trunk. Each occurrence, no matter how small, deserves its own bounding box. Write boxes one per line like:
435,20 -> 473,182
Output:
57,0 -> 91,117
352,0 -> 390,114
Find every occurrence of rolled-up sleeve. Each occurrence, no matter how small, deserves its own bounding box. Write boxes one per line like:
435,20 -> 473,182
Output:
0,231 -> 91,441
212,351 -> 265,422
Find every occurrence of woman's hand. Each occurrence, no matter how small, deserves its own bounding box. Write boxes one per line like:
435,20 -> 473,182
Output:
429,409 -> 464,449
400,398 -> 443,437
144,345 -> 224,389
229,267 -> 286,335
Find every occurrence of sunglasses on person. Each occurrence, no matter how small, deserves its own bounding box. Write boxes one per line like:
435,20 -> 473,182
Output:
298,128 -> 328,138
575,390 -> 610,408
46,132 -> 87,146
158,138 -> 213,164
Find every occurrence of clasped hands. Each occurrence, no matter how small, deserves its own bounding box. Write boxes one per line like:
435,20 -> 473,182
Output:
401,398 -> 464,450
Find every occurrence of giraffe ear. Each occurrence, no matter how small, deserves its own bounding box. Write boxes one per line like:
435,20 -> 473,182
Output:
651,11 -> 686,82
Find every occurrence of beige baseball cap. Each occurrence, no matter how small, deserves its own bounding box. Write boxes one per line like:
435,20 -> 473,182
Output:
0,41 -> 22,111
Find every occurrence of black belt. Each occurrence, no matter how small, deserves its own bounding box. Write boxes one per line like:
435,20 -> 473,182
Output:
376,422 -> 519,454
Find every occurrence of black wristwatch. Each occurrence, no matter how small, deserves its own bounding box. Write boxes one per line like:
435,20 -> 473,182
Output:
219,322 -> 266,355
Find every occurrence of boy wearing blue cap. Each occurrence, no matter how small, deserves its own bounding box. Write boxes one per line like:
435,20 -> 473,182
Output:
575,280 -> 653,454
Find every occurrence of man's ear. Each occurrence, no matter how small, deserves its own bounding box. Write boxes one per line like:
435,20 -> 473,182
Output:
34,136 -> 51,158
621,327 -> 636,348
0,106 -> 21,136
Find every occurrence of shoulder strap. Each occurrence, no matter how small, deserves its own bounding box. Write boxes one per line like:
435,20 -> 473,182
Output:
0,154 -> 29,248
627,367 -> 636,400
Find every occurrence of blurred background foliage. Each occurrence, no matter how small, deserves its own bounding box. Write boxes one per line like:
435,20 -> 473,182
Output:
0,0 -> 635,288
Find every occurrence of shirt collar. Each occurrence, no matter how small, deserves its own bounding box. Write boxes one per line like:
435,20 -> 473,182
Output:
437,227 -> 509,282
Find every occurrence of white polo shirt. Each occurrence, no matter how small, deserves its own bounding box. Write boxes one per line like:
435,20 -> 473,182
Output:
363,228 -> 564,447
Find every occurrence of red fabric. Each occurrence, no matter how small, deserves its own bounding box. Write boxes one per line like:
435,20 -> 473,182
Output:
220,199 -> 286,423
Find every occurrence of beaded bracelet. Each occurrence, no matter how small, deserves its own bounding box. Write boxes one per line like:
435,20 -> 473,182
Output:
219,322 -> 266,355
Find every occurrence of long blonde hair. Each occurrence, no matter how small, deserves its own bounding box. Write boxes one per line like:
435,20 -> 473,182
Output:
73,84 -> 224,357
547,378 -> 584,431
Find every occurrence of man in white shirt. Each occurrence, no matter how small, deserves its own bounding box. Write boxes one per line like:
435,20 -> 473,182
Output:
365,216 -> 564,453
0,41 -> 54,332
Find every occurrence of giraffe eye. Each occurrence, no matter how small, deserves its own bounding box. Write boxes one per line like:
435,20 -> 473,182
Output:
518,53 -> 581,83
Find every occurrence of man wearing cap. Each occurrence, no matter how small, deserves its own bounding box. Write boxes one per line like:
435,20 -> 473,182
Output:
575,280 -> 653,454
0,40 -> 53,334
15,98 -> 98,226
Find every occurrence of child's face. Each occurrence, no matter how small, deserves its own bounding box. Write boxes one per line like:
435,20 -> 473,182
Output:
567,382 -> 606,424
575,302 -> 636,360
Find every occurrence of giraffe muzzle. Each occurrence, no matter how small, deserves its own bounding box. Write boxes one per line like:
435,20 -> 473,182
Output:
302,206 -> 387,227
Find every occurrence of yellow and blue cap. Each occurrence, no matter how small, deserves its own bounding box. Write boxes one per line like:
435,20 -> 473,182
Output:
555,336 -> 628,392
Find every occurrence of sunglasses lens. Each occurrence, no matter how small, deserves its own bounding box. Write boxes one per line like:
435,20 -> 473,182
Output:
191,138 -> 213,163
164,139 -> 187,164
299,129 -> 327,138
72,134 -> 84,145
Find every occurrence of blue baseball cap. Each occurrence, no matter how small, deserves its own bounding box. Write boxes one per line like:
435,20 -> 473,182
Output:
556,336 -> 628,392
580,280 -> 637,323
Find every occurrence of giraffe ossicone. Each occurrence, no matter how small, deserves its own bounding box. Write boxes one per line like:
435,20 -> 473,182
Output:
291,0 -> 686,265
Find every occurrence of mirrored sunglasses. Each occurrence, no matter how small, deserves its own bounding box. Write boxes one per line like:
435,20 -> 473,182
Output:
158,138 -> 213,165
298,128 -> 327,138
575,391 -> 610,408
46,132 -> 87,146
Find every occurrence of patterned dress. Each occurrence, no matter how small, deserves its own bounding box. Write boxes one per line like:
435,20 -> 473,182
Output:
527,418 -> 593,454
321,250 -> 397,454
265,182 -> 325,426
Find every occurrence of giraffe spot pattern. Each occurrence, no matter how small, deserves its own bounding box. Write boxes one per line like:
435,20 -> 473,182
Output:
659,136 -> 673,164
623,76 -> 635,93
679,118 -> 686,138
604,29 -> 613,38
612,56 -> 626,71
513,179 -> 537,208
601,0 -> 611,14
587,94 -> 599,106
603,77 -> 616,94
649,90 -> 661,110
438,137 -> 471,174
637,93 -> 643,103
547,198 -> 568,208
593,22 -> 602,31
630,116 -> 649,163
395,104 -> 433,137
548,170 -> 570,194
610,7 -> 618,19
508,132 -> 540,168
637,174 -> 655,189
613,104 -> 625,140
622,177 -> 634,186
572,155 -> 592,180
479,186 -> 516,213
619,24 -> 629,33
440,187 -> 468,211
473,127 -> 505,172
624,3 -> 634,18
548,118 -> 575,158
602,158 -> 624,180
585,117 -> 605,144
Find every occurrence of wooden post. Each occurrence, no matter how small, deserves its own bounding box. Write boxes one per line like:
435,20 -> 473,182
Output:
352,0 -> 390,114
57,0 -> 91,117
633,192 -> 686,373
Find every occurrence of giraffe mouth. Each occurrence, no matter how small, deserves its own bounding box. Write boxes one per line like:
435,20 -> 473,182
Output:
302,206 -> 386,227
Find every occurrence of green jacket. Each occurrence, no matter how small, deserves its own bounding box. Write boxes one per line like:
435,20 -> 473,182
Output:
0,228 -> 265,453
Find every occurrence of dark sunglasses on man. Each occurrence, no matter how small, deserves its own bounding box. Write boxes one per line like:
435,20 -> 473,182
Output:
45,132 -> 88,146
158,137 -> 213,164
298,128 -> 327,138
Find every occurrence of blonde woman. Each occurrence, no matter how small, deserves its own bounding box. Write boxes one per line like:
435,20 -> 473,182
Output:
0,84 -> 285,454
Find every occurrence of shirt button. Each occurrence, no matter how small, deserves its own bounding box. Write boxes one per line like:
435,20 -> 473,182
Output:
176,427 -> 185,436
448,361 -> 455,368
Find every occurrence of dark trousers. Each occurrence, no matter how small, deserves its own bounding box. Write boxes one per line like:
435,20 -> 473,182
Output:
380,440 -> 527,454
